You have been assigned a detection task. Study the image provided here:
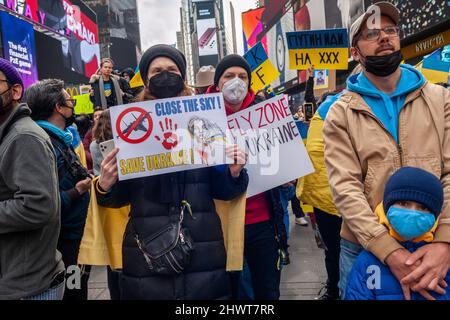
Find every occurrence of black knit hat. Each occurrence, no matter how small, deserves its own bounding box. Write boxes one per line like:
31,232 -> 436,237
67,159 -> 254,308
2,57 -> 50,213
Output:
383,167 -> 444,217
214,54 -> 252,89
139,44 -> 187,83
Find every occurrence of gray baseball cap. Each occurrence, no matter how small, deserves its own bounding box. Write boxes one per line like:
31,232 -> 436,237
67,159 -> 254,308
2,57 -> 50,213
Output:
349,1 -> 400,47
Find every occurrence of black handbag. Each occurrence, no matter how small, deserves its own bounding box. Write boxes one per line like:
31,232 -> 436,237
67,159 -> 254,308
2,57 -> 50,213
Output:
133,200 -> 195,275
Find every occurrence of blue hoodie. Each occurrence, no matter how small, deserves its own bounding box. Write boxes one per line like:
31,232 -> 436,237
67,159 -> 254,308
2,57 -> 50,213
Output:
346,64 -> 425,143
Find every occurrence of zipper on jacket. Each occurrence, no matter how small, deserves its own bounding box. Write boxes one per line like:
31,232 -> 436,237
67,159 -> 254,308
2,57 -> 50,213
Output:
359,110 -> 403,166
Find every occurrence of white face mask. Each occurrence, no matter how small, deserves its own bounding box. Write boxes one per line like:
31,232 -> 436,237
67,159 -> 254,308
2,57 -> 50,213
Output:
222,77 -> 248,105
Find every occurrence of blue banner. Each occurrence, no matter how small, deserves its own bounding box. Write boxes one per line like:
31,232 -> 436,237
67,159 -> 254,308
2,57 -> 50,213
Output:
286,28 -> 349,50
244,42 -> 269,71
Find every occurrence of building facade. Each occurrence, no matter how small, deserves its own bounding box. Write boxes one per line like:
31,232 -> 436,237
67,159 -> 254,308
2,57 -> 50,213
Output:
179,0 -> 238,86
84,0 -> 141,70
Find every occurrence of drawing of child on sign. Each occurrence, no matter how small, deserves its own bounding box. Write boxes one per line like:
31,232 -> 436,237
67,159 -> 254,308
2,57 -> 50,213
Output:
187,116 -> 227,165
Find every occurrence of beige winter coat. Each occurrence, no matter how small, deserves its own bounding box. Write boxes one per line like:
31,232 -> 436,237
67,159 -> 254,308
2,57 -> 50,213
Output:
323,82 -> 450,262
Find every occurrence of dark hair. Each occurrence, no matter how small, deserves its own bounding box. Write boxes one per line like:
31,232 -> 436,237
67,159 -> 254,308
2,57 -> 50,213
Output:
94,106 -> 106,113
92,109 -> 112,143
25,79 -> 66,121
74,114 -> 92,139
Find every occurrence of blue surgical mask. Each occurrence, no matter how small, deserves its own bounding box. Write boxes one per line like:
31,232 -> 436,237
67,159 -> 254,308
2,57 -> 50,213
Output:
386,206 -> 436,241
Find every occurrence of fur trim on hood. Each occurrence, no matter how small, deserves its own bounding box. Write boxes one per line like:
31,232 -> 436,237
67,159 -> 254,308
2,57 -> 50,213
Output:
89,73 -> 121,84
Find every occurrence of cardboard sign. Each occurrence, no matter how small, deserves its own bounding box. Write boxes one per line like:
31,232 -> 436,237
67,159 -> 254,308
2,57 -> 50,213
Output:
109,93 -> 231,181
287,28 -> 348,70
73,93 -> 94,115
227,95 -> 314,197
314,69 -> 329,89
244,42 -> 280,91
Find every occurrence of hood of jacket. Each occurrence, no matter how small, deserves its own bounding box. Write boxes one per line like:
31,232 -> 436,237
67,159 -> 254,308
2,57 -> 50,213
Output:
121,68 -> 135,79
345,64 -> 425,142
347,64 -> 425,101
89,73 -> 121,84
0,103 -> 30,143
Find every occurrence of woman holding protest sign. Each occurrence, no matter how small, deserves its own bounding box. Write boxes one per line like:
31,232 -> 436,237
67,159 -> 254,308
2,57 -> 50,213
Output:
206,54 -> 288,300
95,44 -> 249,300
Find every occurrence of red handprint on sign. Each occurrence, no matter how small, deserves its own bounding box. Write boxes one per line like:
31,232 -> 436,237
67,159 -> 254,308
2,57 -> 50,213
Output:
155,118 -> 179,150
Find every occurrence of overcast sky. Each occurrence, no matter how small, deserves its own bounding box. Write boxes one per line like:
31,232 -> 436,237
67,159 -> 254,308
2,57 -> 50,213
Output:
137,0 -> 255,55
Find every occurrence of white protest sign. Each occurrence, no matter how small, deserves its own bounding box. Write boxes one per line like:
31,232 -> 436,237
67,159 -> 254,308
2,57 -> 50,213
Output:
110,93 -> 231,181
227,95 -> 314,198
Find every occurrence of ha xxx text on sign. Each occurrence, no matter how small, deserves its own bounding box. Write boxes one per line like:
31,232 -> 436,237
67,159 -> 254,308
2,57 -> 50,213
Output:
287,28 -> 348,70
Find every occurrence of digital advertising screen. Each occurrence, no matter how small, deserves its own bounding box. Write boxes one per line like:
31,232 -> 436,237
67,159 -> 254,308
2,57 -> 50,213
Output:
0,0 -> 100,83
195,0 -> 218,67
0,11 -> 38,88
197,18 -> 218,56
242,7 -> 267,53
266,8 -> 298,93
364,0 -> 450,38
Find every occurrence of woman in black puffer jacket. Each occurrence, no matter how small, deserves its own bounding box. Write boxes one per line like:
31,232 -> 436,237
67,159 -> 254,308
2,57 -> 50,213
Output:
96,44 -> 248,300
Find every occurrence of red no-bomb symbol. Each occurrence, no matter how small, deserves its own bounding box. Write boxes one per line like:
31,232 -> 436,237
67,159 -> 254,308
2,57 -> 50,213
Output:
116,107 -> 153,144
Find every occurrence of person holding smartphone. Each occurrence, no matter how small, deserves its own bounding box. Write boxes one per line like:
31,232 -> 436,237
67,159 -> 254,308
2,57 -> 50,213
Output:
96,45 -> 249,300
26,79 -> 92,300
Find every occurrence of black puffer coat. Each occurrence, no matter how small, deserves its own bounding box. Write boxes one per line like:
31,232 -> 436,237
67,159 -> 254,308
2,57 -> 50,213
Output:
97,166 -> 248,300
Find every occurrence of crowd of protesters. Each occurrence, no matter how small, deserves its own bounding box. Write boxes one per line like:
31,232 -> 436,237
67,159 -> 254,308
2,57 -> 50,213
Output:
0,1 -> 449,301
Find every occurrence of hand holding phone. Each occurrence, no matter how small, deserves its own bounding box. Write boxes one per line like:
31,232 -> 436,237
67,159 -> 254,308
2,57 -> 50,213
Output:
99,139 -> 116,158
302,102 -> 315,122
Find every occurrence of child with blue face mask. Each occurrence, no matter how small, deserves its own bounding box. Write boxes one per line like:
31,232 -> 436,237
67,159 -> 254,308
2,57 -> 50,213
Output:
345,166 -> 450,300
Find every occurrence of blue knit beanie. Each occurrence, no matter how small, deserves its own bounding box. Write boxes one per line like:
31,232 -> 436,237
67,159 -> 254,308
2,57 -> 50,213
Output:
383,167 -> 443,217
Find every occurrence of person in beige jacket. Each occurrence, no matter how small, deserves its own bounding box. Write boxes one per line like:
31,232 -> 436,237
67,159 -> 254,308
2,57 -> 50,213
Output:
323,2 -> 450,300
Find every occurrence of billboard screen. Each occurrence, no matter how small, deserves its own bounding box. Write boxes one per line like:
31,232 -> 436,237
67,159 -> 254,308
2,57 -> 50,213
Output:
259,0 -> 292,33
267,8 -> 297,93
196,0 -> 215,19
195,0 -> 218,66
364,0 -> 450,38
0,0 -> 100,81
0,11 -> 38,88
242,7 -> 267,53
197,18 -> 218,56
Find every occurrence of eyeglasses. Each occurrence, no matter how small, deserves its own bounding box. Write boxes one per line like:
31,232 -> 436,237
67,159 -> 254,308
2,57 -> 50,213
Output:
64,98 -> 77,108
360,26 -> 400,41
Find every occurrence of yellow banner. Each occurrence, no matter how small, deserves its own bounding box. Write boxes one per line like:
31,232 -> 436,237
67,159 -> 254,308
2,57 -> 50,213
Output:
73,93 -> 94,115
289,48 -> 348,70
251,59 -> 280,91
421,68 -> 449,83
130,70 -> 144,88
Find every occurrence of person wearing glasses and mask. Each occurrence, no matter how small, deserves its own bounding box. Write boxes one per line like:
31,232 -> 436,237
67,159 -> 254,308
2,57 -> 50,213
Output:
26,79 -> 92,301
207,54 -> 288,300
323,2 -> 450,300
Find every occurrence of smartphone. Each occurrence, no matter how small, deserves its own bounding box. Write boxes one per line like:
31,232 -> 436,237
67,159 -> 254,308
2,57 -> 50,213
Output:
99,139 -> 115,158
302,102 -> 315,122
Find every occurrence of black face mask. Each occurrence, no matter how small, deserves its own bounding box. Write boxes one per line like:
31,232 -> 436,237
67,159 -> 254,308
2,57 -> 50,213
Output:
360,50 -> 403,77
59,110 -> 75,128
64,114 -> 76,128
0,87 -> 13,116
148,71 -> 184,99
